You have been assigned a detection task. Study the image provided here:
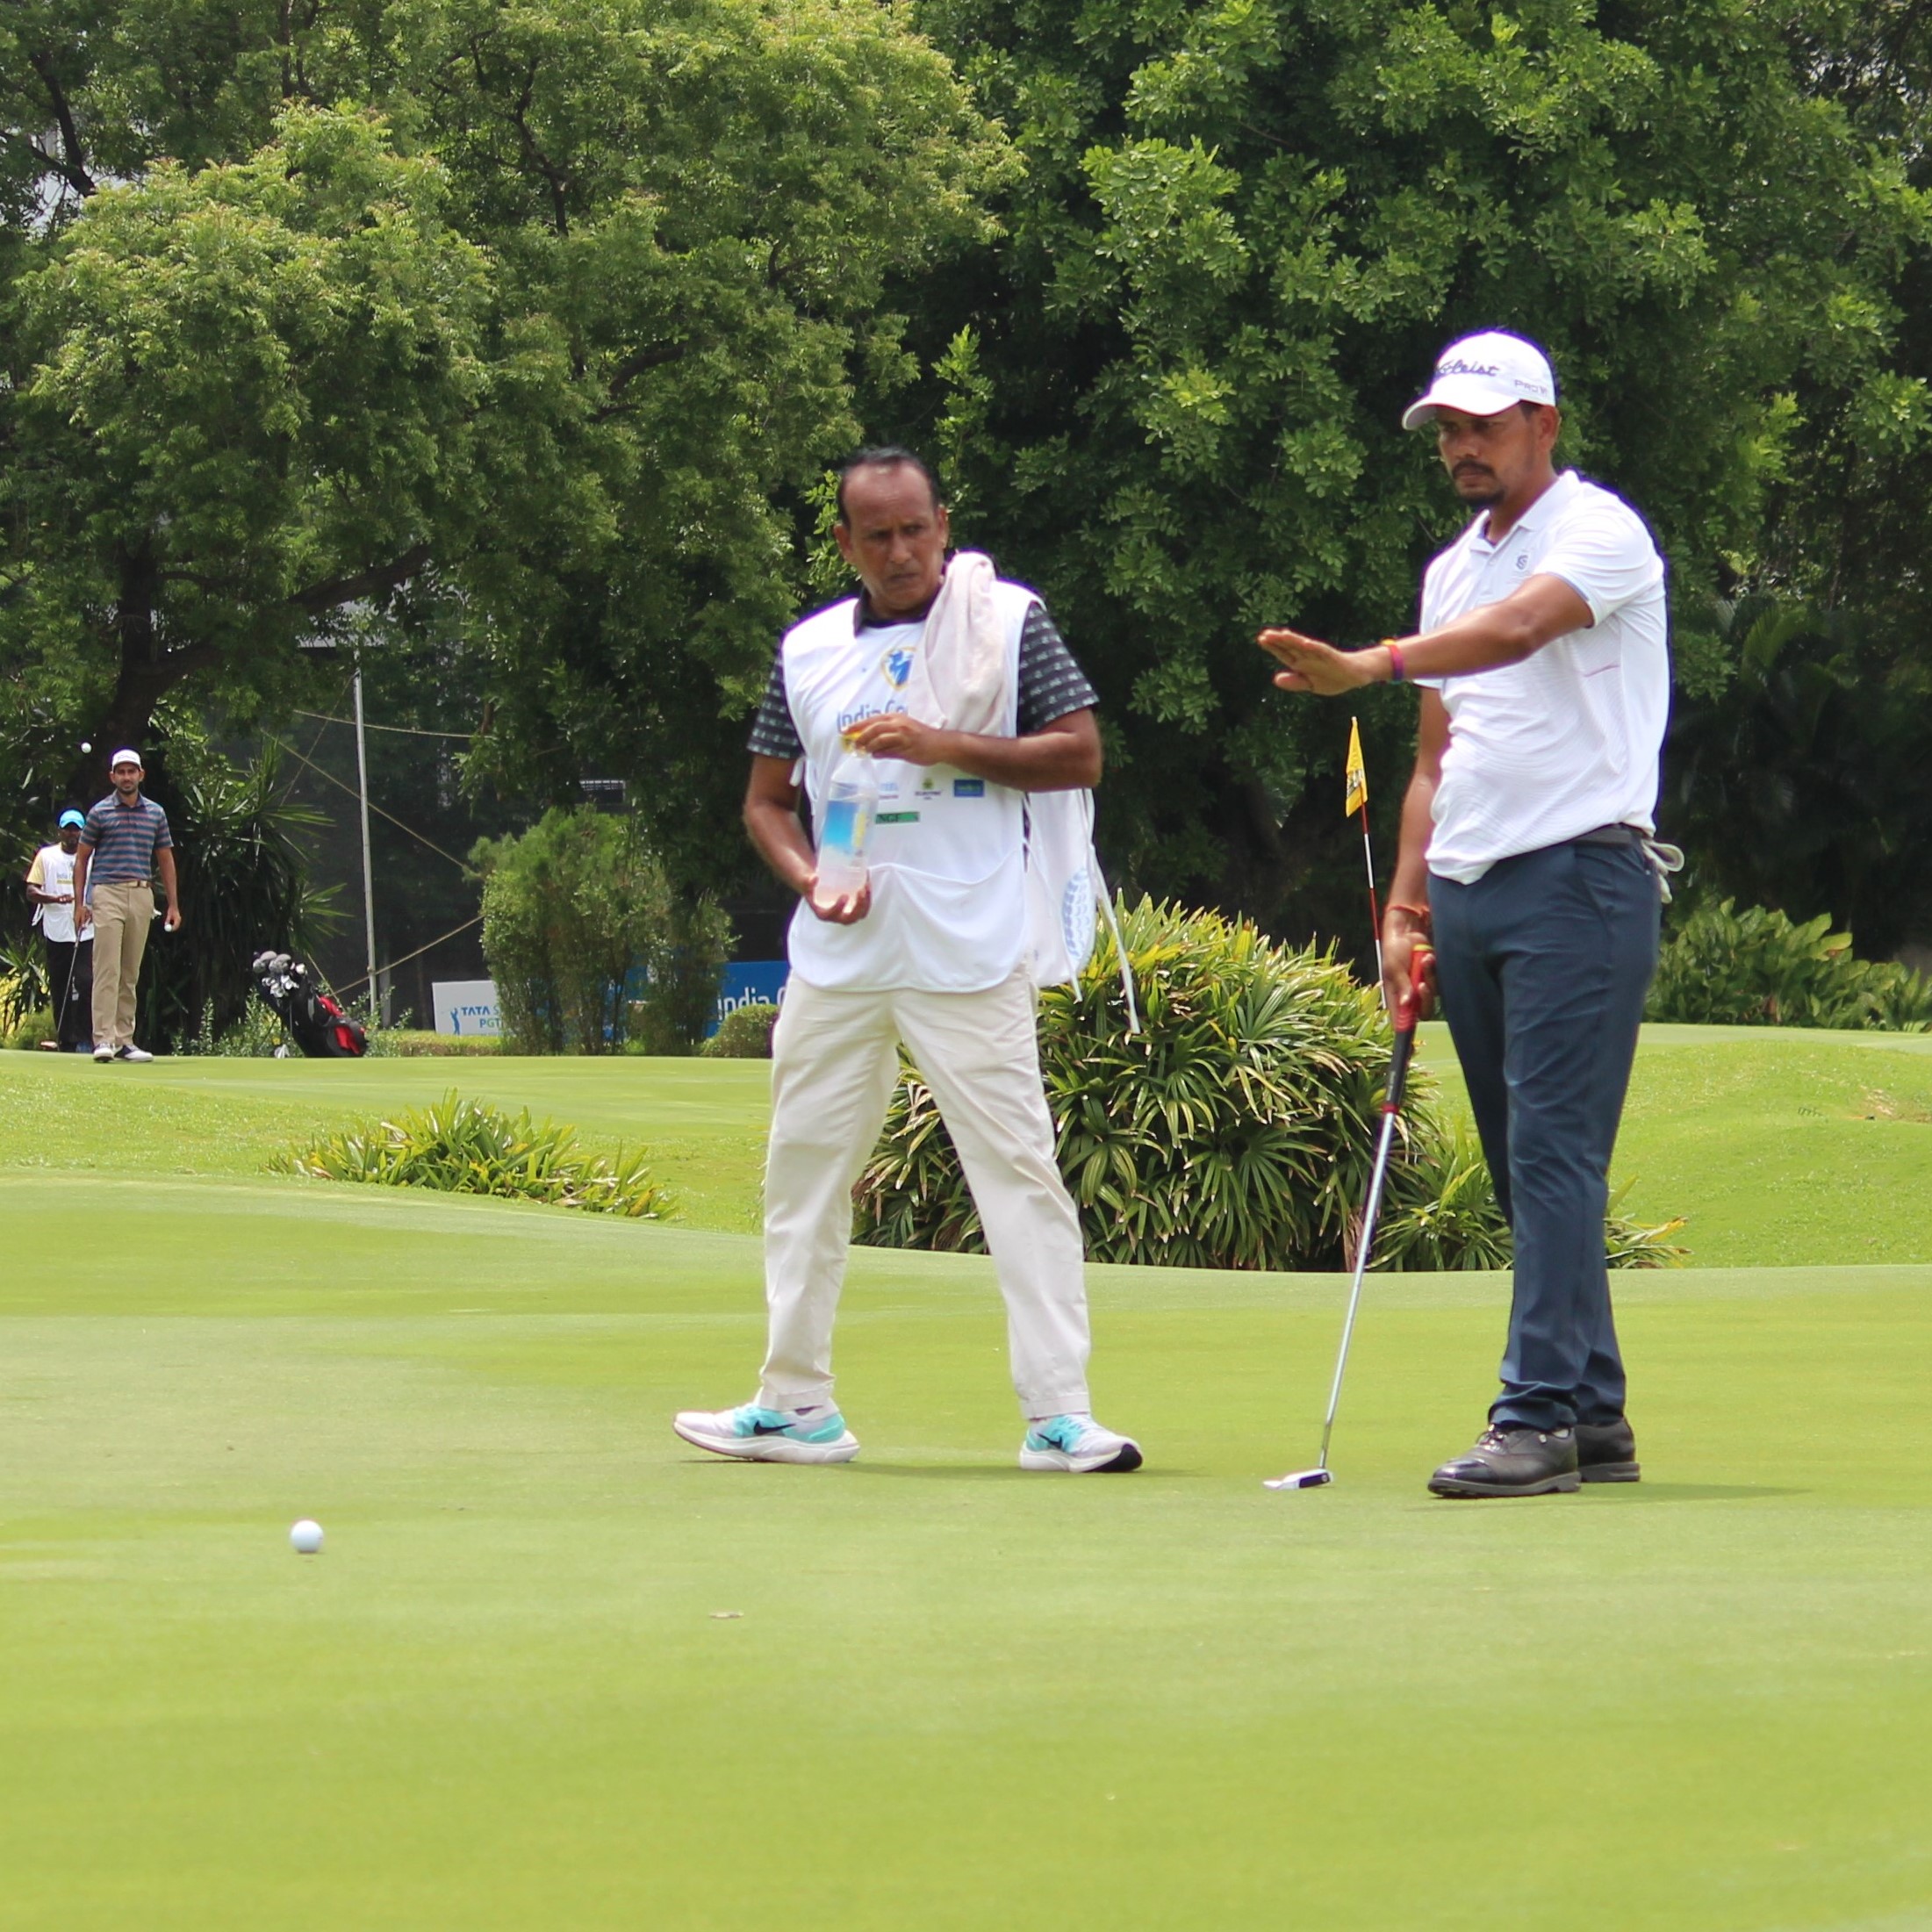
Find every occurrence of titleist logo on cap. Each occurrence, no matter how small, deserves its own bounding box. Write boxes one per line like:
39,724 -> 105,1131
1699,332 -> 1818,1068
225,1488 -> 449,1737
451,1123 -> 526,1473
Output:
1436,355 -> 1541,393
1401,330 -> 1558,429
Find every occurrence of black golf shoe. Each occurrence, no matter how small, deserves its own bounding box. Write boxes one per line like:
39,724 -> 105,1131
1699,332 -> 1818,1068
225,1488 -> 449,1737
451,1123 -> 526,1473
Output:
1427,1423 -> 1580,1498
1576,1416 -> 1641,1483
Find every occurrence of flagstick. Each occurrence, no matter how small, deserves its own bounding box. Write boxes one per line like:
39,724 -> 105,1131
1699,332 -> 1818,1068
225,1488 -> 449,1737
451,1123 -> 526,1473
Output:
1347,714 -> 1385,1007
1360,801 -> 1384,1002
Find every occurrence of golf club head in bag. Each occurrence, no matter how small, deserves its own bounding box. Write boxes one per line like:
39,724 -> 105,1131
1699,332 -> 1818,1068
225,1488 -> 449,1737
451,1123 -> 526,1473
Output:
1267,941 -> 1434,1492
250,950 -> 368,1059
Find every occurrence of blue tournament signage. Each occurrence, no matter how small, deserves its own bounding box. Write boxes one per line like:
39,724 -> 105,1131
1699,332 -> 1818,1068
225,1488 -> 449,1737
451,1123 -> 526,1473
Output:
711,961 -> 788,1035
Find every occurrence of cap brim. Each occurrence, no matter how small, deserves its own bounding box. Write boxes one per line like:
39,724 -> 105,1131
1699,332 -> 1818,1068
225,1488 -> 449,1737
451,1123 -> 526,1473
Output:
1400,377 -> 1530,431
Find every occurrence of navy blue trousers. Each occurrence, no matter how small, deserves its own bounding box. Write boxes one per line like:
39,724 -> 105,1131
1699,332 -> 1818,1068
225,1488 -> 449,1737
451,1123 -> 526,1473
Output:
1431,838 -> 1659,1431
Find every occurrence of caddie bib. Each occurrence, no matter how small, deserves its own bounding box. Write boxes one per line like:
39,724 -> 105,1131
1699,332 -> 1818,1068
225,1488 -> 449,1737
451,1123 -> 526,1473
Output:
781,585 -> 1035,991
32,845 -> 81,945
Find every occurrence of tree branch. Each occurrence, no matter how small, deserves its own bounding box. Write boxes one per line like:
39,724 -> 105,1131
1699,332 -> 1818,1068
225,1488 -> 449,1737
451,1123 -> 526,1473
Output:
29,52 -> 96,197
587,341 -> 689,420
290,543 -> 433,615
507,58 -> 571,236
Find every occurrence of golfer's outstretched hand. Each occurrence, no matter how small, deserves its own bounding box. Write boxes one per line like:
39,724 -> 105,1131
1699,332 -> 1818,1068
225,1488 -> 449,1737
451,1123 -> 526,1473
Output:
804,875 -> 871,924
1257,628 -> 1380,696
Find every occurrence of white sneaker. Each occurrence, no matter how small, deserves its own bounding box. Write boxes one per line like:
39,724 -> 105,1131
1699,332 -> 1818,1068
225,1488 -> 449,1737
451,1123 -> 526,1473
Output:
114,1045 -> 154,1063
673,1401 -> 860,1465
1019,1413 -> 1144,1473
92,1045 -> 113,1062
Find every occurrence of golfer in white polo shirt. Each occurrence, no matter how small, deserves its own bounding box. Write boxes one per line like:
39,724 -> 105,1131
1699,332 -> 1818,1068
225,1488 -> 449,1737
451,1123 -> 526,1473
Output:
1260,330 -> 1674,1498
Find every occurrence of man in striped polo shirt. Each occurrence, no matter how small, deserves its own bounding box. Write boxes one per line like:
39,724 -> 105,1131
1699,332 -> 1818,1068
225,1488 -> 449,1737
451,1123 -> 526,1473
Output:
72,750 -> 182,1062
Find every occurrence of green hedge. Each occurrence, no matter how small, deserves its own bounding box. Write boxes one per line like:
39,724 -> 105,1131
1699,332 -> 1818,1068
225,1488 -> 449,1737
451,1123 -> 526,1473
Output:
1648,899 -> 1932,1031
702,1002 -> 779,1059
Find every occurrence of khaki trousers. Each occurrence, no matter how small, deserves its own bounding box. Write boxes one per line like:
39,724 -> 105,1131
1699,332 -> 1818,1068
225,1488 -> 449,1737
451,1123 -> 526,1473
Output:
89,880 -> 154,1052
759,968 -> 1092,1420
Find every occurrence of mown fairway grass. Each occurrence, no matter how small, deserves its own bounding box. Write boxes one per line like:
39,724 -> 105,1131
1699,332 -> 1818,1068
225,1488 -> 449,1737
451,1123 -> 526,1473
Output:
6,1021 -> 1932,1260
2,1034 -> 1929,1927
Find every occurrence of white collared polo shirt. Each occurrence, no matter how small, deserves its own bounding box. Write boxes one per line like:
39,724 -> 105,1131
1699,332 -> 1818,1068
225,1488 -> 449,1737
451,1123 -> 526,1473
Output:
1415,469 -> 1669,884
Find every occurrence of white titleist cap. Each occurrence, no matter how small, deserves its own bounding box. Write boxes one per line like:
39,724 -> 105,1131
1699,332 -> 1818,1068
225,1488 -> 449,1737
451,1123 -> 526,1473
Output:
108,747 -> 143,769
1401,331 -> 1557,430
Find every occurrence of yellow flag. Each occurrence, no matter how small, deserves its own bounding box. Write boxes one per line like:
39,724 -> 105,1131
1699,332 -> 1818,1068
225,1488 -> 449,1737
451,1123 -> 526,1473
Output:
1344,716 -> 1368,818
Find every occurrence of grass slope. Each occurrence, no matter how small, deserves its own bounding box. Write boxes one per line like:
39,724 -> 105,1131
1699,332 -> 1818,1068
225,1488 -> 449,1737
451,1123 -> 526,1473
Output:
0,1052 -> 772,1232
2,1174 -> 1928,1928
7,1021 -> 1932,1262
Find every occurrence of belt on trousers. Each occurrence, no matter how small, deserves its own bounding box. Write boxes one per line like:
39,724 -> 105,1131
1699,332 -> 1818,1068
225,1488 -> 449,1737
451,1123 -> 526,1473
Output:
95,877 -> 152,887
1572,824 -> 1684,901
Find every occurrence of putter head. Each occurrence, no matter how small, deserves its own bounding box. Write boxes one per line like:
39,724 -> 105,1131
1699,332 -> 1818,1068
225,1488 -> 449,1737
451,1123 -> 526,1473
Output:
1263,1468 -> 1333,1490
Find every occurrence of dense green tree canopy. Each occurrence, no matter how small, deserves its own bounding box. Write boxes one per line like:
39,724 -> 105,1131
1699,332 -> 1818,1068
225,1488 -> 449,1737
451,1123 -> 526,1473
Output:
4,0 -> 1932,954
895,0 -> 1932,939
1,0 -> 1009,875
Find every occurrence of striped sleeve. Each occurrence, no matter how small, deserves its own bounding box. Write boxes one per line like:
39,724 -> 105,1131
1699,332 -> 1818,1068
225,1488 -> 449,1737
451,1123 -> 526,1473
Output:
745,650 -> 803,760
1015,603 -> 1098,735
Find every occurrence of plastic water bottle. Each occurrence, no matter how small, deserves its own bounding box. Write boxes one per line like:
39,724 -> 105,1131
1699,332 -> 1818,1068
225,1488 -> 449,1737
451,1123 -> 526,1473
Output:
815,738 -> 880,898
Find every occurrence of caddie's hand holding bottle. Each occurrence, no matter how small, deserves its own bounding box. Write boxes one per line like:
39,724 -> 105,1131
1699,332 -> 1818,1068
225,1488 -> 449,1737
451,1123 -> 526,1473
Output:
808,732 -> 880,921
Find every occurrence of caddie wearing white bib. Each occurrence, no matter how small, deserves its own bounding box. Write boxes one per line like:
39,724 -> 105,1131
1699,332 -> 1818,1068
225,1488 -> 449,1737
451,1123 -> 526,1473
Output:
1261,332 -> 1674,1499
674,447 -> 1143,1475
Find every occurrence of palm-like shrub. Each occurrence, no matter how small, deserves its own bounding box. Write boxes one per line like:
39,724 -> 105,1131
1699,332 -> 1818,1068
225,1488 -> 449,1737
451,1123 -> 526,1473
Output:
272,1091 -> 670,1217
854,897 -> 1682,1271
1647,897 -> 1932,1031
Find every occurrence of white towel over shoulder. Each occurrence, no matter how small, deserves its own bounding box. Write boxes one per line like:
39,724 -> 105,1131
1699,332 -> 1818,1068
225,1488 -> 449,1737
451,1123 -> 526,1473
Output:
905,550 -> 1010,737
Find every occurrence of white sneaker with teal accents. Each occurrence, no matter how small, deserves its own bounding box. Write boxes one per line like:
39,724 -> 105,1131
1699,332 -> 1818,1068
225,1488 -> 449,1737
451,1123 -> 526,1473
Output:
673,1401 -> 860,1465
1019,1413 -> 1144,1473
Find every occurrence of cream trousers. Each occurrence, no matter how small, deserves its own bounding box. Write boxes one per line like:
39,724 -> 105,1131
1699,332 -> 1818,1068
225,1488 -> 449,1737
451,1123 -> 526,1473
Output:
89,880 -> 154,1052
759,968 -> 1091,1420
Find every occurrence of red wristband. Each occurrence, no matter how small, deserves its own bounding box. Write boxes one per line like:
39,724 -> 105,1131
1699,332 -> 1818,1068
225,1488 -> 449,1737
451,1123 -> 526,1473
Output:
1385,641 -> 1406,683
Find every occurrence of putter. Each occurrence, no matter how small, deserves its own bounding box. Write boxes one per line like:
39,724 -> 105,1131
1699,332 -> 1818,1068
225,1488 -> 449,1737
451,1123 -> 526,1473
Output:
1267,944 -> 1433,1491
56,905 -> 90,1052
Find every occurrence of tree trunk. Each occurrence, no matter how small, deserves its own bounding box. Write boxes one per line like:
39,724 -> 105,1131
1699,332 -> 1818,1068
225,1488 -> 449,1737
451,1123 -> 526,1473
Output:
64,546 -> 218,801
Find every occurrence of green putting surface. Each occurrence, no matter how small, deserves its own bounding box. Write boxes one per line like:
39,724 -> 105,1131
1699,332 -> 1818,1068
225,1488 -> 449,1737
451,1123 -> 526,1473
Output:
3,1172 -> 1929,1928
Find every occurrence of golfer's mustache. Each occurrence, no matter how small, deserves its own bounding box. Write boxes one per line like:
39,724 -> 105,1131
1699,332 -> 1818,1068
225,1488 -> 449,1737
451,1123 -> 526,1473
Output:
1453,463 -> 1494,480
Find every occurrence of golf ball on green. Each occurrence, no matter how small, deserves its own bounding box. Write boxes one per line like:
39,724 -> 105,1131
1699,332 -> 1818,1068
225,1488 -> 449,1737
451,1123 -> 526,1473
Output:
290,1519 -> 324,1555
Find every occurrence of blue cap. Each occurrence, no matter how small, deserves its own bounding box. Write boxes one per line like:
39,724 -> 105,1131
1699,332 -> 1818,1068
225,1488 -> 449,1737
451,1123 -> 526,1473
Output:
58,809 -> 85,829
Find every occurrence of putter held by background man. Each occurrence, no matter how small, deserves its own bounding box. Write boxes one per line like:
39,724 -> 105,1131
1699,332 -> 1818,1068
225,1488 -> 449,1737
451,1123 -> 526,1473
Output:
1260,330 -> 1677,1499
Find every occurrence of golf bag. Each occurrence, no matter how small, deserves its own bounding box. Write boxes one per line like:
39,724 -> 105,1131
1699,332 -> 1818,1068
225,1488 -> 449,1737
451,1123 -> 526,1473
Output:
251,951 -> 368,1059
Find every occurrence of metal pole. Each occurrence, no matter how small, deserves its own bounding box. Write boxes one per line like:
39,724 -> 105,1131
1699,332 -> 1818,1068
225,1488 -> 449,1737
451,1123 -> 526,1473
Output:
353,665 -> 377,1021
1314,1105 -> 1402,1472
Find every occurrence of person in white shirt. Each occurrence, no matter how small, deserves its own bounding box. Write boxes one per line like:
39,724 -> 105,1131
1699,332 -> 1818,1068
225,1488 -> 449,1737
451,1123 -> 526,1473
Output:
1260,331 -> 1672,1498
23,810 -> 94,1052
673,447 -> 1144,1475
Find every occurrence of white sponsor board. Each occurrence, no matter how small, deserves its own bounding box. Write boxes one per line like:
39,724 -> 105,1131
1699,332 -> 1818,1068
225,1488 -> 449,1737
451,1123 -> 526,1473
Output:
432,979 -> 501,1037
